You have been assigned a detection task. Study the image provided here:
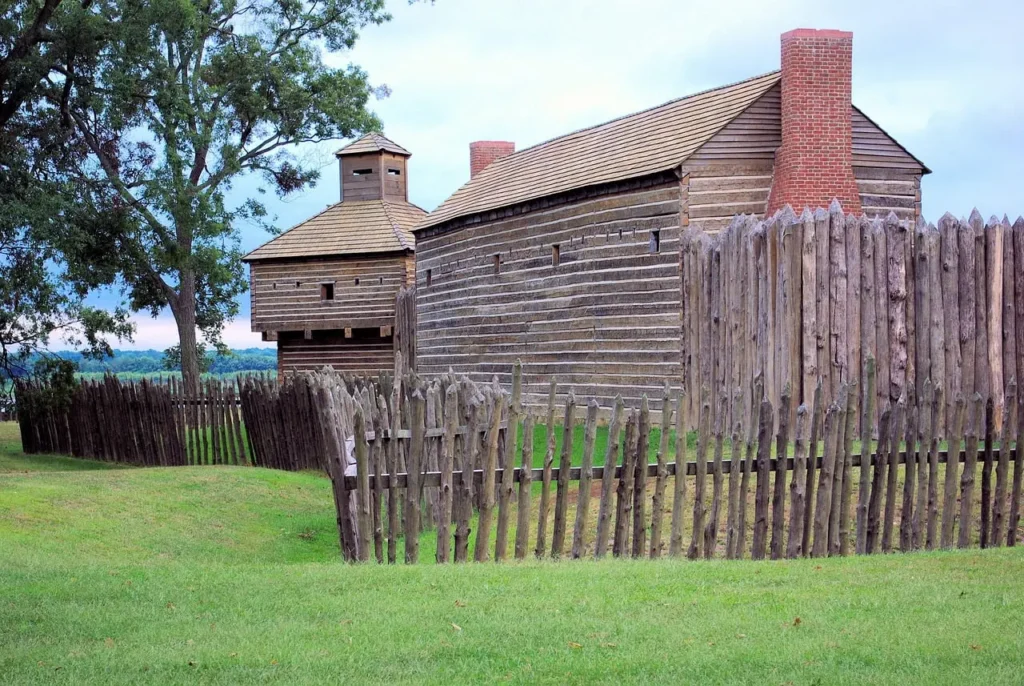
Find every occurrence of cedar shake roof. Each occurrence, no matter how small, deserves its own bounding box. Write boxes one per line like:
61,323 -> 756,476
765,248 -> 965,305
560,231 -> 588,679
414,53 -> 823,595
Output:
243,199 -> 423,261
335,132 -> 412,157
416,71 -> 783,231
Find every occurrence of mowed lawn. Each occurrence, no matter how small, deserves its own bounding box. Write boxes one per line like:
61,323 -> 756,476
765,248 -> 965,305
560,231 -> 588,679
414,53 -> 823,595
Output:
2,422 -> 1023,684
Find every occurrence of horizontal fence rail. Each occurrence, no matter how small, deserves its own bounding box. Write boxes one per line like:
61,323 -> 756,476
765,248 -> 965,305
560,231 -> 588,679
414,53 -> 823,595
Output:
340,448 -> 1016,490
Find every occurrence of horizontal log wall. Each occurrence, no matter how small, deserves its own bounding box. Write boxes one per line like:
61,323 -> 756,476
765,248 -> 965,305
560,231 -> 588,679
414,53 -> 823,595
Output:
415,178 -> 682,412
278,330 -> 395,376
249,254 -> 412,333
854,167 -> 921,222
683,164 -> 774,234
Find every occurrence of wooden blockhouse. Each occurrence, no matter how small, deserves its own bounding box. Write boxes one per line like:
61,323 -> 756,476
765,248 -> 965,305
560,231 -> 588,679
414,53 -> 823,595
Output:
412,29 -> 928,411
244,133 -> 423,375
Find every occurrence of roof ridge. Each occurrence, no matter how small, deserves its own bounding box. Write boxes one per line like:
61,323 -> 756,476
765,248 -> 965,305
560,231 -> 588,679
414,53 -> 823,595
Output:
335,131 -> 412,157
503,69 -> 781,162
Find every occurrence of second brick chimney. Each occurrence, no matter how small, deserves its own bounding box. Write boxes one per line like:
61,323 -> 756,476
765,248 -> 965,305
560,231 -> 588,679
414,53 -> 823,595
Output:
470,141 -> 515,178
766,29 -> 862,215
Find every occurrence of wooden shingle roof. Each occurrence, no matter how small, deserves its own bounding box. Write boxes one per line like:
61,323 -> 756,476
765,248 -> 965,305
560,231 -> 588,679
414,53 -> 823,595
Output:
243,199 -> 423,262
335,132 -> 412,157
416,71 -> 783,231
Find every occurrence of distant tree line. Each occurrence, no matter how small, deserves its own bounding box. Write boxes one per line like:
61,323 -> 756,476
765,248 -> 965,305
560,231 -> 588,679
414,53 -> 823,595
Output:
3,349 -> 276,379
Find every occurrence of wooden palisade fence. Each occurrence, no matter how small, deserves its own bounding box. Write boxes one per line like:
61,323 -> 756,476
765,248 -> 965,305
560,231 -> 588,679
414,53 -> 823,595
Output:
15,376 -> 254,467
301,357 -> 1023,563
681,203 -> 1024,435
12,360 -> 1023,562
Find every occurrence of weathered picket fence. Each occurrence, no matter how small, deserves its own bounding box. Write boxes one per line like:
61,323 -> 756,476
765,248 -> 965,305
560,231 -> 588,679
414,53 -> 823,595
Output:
682,203 -> 1024,435
301,355 -> 1023,563
15,376 -> 253,466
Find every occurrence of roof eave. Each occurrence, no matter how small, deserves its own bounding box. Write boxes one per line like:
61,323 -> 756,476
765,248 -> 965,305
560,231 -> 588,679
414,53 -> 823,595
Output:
243,247 -> 412,265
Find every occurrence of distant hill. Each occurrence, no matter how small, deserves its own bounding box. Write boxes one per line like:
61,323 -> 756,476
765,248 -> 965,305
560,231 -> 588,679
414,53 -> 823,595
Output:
47,348 -> 277,376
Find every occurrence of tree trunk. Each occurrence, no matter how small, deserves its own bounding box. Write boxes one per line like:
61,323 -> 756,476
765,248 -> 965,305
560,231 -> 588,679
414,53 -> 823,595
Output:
170,271 -> 200,395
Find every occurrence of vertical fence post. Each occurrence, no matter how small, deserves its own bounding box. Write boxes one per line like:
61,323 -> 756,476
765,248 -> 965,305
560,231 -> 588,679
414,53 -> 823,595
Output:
474,392 -> 504,562
631,396 -> 650,559
596,396 -> 624,559
551,391 -> 576,559
514,413 -> 536,561
689,392 -> 711,560
770,386 -> 791,560
649,386 -> 672,559
668,391 -> 688,558
940,394 -> 966,548
751,397 -> 773,561
535,381 -> 556,559
571,400 -> 599,559
437,384 -> 457,564
786,405 -> 810,559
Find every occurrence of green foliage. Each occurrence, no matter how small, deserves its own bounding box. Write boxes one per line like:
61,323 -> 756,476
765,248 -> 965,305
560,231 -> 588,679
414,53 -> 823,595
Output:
21,347 -> 277,377
54,0 -> 393,388
0,0 -> 134,391
162,343 -> 214,374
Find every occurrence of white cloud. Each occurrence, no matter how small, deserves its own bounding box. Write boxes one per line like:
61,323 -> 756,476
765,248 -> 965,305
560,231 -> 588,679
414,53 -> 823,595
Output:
115,316 -> 267,352
71,0 -> 1024,352
230,0 -> 1023,244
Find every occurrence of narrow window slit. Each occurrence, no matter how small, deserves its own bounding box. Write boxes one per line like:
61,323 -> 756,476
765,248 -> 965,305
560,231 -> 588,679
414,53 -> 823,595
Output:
650,229 -> 661,254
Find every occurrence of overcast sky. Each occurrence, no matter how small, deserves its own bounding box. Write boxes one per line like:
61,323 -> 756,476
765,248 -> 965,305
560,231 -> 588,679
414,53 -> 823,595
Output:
107,0 -> 1024,350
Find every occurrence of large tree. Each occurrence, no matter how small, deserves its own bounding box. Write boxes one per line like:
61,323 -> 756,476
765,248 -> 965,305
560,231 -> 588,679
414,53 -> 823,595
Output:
61,0 -> 390,392
0,0 -> 133,390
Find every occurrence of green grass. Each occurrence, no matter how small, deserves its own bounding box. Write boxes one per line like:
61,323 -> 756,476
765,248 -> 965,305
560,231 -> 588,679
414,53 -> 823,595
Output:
2,421 -> 1024,684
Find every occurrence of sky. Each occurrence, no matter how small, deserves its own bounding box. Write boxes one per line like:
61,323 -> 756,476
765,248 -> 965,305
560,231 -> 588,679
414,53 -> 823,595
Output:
103,0 -> 1024,350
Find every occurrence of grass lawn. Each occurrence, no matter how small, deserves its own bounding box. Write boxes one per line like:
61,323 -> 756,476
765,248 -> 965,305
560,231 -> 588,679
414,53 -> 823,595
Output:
2,421 -> 1023,684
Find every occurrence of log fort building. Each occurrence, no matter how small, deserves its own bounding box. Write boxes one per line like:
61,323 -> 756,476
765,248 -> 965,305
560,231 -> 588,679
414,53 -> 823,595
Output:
412,28 -> 927,411
244,133 -> 423,375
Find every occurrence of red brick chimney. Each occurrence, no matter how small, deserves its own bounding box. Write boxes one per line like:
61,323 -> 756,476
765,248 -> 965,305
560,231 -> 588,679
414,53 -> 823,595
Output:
470,141 -> 515,178
766,29 -> 862,215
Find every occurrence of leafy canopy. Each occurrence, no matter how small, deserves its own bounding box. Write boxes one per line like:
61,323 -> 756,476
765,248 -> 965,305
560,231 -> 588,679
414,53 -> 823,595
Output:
62,0 -> 390,384
0,0 -> 134,391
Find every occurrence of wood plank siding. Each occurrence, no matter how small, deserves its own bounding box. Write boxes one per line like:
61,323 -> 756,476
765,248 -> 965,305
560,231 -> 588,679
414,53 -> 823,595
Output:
415,178 -> 682,411
681,89 -> 922,229
249,254 -> 413,334
278,330 -> 395,376
688,85 -> 781,164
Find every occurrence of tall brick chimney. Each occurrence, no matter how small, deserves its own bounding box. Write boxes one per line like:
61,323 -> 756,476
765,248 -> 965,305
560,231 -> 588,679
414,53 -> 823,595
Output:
470,141 -> 515,178
766,29 -> 862,215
